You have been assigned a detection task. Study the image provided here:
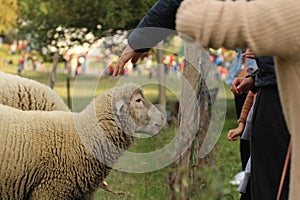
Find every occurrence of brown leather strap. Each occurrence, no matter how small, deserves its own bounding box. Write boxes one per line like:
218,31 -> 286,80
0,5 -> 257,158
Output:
276,140 -> 292,200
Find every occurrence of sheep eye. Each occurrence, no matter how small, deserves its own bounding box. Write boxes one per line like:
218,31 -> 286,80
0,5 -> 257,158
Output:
136,98 -> 142,103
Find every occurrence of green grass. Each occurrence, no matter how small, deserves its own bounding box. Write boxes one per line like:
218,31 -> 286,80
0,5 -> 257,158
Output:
0,44 -> 242,200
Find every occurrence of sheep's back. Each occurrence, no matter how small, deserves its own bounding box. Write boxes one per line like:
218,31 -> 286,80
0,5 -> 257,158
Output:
0,72 -> 69,111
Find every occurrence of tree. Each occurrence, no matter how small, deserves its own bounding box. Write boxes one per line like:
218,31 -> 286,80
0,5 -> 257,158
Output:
156,41 -> 166,108
17,0 -> 157,54
169,43 -> 217,199
0,0 -> 18,34
16,0 -> 156,89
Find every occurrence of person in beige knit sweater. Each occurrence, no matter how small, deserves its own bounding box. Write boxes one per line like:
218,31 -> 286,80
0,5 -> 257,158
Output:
176,0 -> 299,199
115,0 -> 299,199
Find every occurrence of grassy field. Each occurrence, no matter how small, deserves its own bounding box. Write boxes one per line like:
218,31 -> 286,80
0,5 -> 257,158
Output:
0,44 -> 242,200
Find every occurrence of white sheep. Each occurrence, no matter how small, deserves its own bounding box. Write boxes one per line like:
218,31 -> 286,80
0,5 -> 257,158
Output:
0,83 -> 165,200
0,71 -> 69,111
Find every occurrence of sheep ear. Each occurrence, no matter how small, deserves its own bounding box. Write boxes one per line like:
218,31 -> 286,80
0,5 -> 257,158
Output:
115,99 -> 126,115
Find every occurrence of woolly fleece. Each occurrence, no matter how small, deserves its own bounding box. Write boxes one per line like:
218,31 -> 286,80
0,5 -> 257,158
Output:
0,71 -> 69,111
0,83 -> 162,200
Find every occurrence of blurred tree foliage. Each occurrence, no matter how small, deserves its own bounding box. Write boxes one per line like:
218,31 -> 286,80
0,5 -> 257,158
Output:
16,0 -> 156,55
0,0 -> 18,34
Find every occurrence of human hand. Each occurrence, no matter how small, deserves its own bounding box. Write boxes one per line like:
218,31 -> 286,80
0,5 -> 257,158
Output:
113,45 -> 143,76
242,48 -> 255,59
227,123 -> 245,141
231,77 -> 254,94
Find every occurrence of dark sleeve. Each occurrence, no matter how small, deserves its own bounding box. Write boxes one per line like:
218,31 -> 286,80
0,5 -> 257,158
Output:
128,0 -> 183,52
254,56 -> 277,87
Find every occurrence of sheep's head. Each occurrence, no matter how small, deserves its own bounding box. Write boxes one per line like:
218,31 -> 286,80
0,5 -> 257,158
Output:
112,84 -> 166,136
78,84 -> 166,168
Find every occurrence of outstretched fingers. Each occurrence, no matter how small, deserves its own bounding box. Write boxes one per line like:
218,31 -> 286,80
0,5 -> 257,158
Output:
113,54 -> 130,76
113,45 -> 142,76
114,58 -> 127,76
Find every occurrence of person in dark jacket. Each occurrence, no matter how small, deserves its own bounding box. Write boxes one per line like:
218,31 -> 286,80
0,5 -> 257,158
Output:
232,50 -> 290,200
114,0 -> 183,76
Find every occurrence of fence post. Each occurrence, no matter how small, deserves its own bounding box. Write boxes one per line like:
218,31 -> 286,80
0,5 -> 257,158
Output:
169,42 -> 215,199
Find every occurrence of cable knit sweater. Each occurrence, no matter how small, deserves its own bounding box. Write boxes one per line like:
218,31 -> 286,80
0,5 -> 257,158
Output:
176,0 -> 300,199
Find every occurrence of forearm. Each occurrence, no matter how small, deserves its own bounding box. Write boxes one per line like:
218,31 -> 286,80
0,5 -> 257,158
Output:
128,0 -> 183,52
239,91 -> 255,123
176,0 -> 300,59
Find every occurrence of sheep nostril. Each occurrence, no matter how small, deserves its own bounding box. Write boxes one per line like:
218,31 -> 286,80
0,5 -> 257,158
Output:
154,116 -> 166,127
155,121 -> 162,127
